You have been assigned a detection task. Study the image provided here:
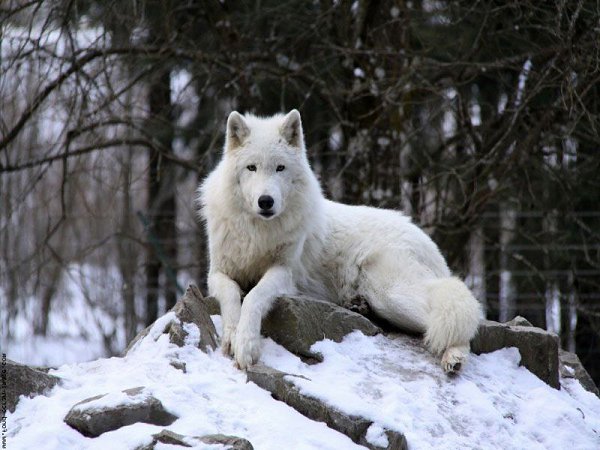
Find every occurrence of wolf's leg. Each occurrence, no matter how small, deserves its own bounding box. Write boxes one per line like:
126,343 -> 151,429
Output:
233,265 -> 294,369
424,277 -> 482,374
365,276 -> 481,374
208,271 -> 242,356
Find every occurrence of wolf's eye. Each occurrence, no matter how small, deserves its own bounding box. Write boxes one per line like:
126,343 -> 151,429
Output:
247,165 -> 257,171
276,165 -> 285,172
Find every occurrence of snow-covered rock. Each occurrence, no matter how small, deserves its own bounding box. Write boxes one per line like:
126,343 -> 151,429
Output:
64,387 -> 177,437
260,331 -> 600,450
124,284 -> 218,355
246,364 -> 406,450
4,359 -> 60,413
560,349 -> 600,397
472,318 -> 560,388
136,429 -> 254,450
209,294 -> 567,390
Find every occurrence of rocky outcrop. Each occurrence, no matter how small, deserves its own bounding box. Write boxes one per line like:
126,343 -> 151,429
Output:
559,349 -> 599,396
261,297 -> 562,391
207,295 -> 567,390
137,429 -> 254,450
119,292 -> 595,448
471,318 -> 560,388
124,284 -> 218,355
4,359 -> 60,413
246,365 -> 407,450
64,387 -> 177,437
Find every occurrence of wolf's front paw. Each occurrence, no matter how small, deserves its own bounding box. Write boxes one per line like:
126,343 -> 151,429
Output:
221,325 -> 237,357
232,329 -> 261,370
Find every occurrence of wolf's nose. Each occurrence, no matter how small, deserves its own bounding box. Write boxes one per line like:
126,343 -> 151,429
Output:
258,195 -> 274,210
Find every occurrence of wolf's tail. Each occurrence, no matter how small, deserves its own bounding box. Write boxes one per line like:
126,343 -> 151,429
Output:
424,277 -> 482,354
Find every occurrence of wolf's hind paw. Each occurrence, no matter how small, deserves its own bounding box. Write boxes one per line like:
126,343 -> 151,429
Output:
441,346 -> 468,375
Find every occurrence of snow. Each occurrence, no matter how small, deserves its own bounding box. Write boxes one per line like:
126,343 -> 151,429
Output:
4,335 -> 108,368
3,264 -> 128,367
6,318 -> 363,450
182,322 -> 201,347
365,423 -> 389,447
6,318 -> 600,450
262,332 -> 600,450
72,388 -> 151,412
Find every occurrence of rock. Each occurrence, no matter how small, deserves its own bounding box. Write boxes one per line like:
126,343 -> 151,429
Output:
64,386 -> 178,437
198,434 -> 254,450
247,365 -> 406,450
168,284 -> 218,351
134,429 -> 191,450
471,319 -> 559,389
124,284 -> 218,355
169,360 -> 187,373
559,349 -> 599,396
203,295 -> 220,316
505,316 -> 533,327
124,325 -> 159,354
360,429 -> 408,450
151,429 -> 190,446
4,359 -> 60,413
263,296 -> 381,361
136,429 -> 254,450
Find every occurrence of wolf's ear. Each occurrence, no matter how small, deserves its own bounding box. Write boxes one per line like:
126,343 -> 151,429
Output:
226,111 -> 250,151
280,109 -> 304,148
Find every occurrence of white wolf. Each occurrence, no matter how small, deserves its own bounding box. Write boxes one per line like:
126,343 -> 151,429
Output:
199,110 -> 482,373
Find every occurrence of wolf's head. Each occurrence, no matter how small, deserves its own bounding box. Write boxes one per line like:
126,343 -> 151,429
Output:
223,110 -> 311,221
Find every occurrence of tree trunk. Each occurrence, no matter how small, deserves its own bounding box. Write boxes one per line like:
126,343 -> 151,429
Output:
545,281 -> 561,335
567,273 -> 577,353
119,147 -> 138,342
37,259 -> 62,336
499,204 -> 517,322
468,224 -> 487,316
544,210 -> 561,334
145,67 -> 178,325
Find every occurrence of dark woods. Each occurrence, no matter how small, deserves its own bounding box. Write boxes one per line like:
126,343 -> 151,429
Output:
1,1 -> 599,380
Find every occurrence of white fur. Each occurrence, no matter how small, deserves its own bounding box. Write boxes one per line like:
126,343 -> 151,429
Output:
199,110 -> 482,373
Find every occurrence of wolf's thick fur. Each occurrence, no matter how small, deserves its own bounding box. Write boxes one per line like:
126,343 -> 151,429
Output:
199,110 -> 482,373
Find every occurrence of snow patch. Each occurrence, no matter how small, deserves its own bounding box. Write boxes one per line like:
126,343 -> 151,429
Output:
262,332 -> 600,450
72,388 -> 151,412
366,423 -> 389,447
8,321 -> 363,449
182,322 -> 201,347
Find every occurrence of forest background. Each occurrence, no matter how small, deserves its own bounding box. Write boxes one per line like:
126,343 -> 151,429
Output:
1,0 -> 599,383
